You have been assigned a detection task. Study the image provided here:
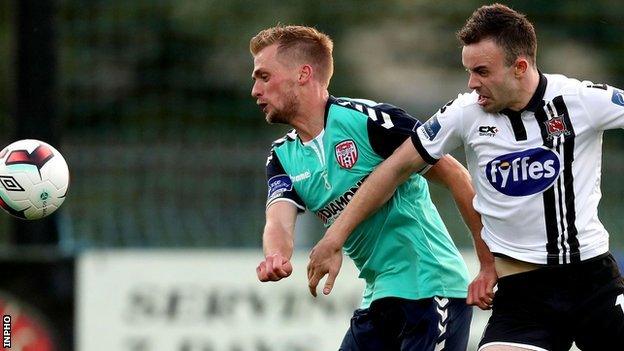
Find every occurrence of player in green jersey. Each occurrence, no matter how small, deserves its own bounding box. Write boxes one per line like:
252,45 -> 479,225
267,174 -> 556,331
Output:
250,25 -> 496,350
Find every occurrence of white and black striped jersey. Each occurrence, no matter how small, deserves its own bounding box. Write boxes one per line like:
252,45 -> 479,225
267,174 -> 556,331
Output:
413,73 -> 624,265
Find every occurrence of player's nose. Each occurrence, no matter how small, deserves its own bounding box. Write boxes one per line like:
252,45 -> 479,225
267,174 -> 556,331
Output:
251,81 -> 262,98
468,73 -> 481,90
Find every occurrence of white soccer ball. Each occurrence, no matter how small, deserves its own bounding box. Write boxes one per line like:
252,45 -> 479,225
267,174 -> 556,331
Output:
0,139 -> 70,220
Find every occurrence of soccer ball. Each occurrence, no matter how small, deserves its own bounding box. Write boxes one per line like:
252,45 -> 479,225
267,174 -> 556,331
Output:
0,139 -> 70,220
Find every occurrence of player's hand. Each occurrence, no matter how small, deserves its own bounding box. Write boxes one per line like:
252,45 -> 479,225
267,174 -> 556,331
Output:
467,263 -> 497,310
307,237 -> 343,297
256,253 -> 293,282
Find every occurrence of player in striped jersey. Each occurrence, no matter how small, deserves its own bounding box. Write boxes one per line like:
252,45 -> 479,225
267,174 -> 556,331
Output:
250,25 -> 496,350
311,4 -> 624,351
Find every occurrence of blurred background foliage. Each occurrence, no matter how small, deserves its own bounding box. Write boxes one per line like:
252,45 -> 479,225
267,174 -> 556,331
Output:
0,0 -> 623,251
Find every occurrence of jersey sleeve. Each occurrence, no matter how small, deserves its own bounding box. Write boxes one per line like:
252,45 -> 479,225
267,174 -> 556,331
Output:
365,103 -> 422,159
413,97 -> 464,164
578,83 -> 624,130
266,150 -> 305,212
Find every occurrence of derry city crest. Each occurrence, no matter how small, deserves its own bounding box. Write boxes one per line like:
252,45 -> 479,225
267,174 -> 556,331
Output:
335,140 -> 358,169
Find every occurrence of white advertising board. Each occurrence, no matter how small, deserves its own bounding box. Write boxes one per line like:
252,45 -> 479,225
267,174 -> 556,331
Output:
77,250 -> 501,351
77,250 -> 364,351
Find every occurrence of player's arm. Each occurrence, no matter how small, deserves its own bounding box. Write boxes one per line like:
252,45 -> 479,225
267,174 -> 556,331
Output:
328,138 -> 425,236
258,148 -> 305,282
423,156 -> 497,310
307,138 -> 425,296
257,201 -> 296,282
422,156 -> 480,234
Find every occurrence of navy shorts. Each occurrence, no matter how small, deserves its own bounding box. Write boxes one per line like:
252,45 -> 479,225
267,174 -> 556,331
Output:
339,296 -> 472,351
479,253 -> 624,351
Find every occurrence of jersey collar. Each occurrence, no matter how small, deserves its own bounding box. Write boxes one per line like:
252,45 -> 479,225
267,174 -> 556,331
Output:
523,71 -> 547,112
293,95 -> 335,144
325,95 -> 337,127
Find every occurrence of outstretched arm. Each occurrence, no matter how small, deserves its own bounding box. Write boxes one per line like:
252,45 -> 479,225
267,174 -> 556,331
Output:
328,139 -> 424,242
307,138 -> 425,296
257,202 -> 297,282
423,156 -> 497,310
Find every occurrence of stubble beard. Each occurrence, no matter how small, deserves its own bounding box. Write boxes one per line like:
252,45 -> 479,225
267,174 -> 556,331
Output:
266,90 -> 299,125
482,102 -> 500,114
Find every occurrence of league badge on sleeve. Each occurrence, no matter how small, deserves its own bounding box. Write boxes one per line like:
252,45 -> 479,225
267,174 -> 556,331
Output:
611,89 -> 624,107
335,140 -> 358,169
267,174 -> 293,201
421,116 -> 441,141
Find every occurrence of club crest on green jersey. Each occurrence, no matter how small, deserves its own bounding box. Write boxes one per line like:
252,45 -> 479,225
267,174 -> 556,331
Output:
335,140 -> 358,169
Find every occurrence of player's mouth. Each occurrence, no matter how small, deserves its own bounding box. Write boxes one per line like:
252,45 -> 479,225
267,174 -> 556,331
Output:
478,95 -> 490,106
258,102 -> 268,113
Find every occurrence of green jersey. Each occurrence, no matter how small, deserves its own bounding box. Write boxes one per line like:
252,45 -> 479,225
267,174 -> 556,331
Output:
266,96 -> 469,308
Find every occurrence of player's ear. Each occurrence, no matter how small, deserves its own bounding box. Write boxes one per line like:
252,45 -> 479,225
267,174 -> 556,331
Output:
514,58 -> 528,78
298,64 -> 312,84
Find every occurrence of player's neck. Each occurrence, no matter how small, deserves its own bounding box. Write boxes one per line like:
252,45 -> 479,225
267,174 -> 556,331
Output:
509,68 -> 540,111
291,90 -> 329,142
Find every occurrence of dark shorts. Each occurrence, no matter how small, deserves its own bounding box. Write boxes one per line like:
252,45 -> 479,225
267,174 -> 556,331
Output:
339,296 -> 472,351
479,253 -> 624,351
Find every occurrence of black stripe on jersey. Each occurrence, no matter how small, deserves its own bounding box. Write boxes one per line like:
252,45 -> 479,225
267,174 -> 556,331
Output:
554,141 -> 568,264
553,96 -> 580,263
543,186 -> 560,265
534,103 -> 561,264
547,102 -> 569,263
367,119 -> 412,159
334,98 -> 421,133
501,109 -> 528,141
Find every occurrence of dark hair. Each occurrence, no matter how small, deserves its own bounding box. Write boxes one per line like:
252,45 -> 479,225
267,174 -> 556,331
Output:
457,3 -> 537,66
250,25 -> 334,86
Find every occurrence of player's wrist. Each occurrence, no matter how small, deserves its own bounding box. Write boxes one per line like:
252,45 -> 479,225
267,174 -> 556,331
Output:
322,229 -> 346,250
264,249 -> 291,259
478,254 -> 495,268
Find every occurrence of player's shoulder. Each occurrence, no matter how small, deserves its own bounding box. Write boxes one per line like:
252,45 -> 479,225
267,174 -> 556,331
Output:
329,96 -> 421,132
546,73 -> 622,107
543,73 -> 584,96
434,91 -> 481,117
270,129 -> 298,150
332,96 -> 379,109
331,96 -> 409,117
455,91 -> 480,107
544,73 -> 614,97
266,130 -> 298,170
